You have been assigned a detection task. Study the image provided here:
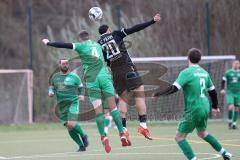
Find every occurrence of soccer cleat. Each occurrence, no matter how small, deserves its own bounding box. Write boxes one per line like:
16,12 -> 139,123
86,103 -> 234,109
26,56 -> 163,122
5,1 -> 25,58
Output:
119,132 -> 129,147
78,146 -> 86,152
81,135 -> 89,147
138,126 -> 153,140
231,124 -> 238,130
101,136 -> 111,153
123,127 -> 132,146
222,152 -> 232,160
228,122 -> 232,129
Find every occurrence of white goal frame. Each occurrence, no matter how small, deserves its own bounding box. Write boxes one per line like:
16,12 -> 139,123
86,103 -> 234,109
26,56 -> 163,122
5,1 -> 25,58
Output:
0,69 -> 33,123
132,55 -> 236,62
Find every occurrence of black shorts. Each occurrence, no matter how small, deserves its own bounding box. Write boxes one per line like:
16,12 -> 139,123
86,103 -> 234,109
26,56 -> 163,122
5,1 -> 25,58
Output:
111,64 -> 143,95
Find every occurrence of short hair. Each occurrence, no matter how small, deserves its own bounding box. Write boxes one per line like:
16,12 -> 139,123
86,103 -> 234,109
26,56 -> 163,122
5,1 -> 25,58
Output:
187,48 -> 202,64
98,25 -> 109,34
78,30 -> 89,41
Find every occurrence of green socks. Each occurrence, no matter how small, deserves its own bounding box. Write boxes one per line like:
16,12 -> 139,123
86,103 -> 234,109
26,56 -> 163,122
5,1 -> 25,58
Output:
203,134 -> 222,152
73,122 -> 86,138
104,117 -> 110,127
177,139 -> 195,160
228,110 -> 233,122
68,130 -> 84,147
233,111 -> 239,123
96,113 -> 105,136
111,108 -> 124,133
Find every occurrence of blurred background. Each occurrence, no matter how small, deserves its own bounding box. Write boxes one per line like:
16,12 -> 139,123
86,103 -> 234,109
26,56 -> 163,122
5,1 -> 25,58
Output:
0,0 -> 239,123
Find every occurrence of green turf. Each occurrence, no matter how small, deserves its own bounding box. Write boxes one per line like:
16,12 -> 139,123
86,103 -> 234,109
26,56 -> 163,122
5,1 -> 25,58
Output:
0,121 -> 239,160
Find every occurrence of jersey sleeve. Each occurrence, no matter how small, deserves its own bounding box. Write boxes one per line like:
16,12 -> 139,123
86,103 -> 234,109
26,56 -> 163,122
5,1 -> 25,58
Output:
48,77 -> 55,95
72,43 -> 83,54
73,73 -> 85,96
113,30 -> 127,39
120,19 -> 155,36
222,71 -> 228,81
173,70 -> 190,89
207,74 -> 215,91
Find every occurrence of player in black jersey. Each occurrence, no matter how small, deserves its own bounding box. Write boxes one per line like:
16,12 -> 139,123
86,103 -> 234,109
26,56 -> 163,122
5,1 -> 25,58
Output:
98,13 -> 161,140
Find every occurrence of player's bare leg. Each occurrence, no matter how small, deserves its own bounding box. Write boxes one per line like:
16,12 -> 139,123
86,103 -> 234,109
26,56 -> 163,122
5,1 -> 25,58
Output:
228,104 -> 235,129
107,96 -> 130,146
118,97 -> 131,145
197,131 -> 232,159
93,101 -> 111,153
133,85 -> 152,140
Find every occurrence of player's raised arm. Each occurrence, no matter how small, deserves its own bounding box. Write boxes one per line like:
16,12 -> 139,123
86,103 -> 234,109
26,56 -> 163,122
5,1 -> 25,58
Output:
42,38 -> 73,49
122,13 -> 161,35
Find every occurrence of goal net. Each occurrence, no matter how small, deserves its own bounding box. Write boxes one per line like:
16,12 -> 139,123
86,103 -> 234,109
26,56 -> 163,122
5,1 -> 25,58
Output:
0,69 -> 33,124
125,55 -> 236,121
49,55 -> 235,122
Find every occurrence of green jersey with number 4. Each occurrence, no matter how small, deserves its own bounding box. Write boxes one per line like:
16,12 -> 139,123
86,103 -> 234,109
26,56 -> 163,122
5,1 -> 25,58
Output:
73,40 -> 109,82
223,69 -> 240,94
174,65 -> 215,112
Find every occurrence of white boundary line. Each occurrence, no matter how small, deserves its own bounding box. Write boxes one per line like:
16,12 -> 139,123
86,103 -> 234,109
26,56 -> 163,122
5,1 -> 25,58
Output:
0,144 -> 222,160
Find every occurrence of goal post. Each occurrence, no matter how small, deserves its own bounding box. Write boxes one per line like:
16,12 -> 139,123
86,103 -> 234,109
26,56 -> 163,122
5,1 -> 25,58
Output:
0,69 -> 33,124
125,55 -> 236,121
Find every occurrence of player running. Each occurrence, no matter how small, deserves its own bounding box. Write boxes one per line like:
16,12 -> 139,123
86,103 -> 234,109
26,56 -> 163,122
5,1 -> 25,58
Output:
97,13 -> 161,140
49,59 -> 88,152
43,30 -> 130,153
153,48 -> 232,160
220,59 -> 240,129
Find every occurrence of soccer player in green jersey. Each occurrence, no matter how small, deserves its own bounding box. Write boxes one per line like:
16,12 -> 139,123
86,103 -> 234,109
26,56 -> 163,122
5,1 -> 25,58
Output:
220,59 -> 240,129
153,48 -> 232,160
43,30 -> 129,153
49,59 -> 88,152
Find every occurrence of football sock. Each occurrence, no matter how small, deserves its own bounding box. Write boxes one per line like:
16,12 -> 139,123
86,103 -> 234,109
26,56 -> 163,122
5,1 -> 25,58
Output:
111,108 -> 124,133
95,113 -> 105,136
68,130 -> 84,147
104,117 -> 110,127
73,122 -> 86,138
233,111 -> 238,123
139,115 -> 147,128
228,110 -> 233,122
203,134 -> 222,152
122,118 -> 127,128
177,139 -> 195,160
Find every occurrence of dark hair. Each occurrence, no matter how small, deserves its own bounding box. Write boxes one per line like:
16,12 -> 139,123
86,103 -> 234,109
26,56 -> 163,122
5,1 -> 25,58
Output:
98,25 -> 109,34
78,30 -> 89,41
187,48 -> 202,64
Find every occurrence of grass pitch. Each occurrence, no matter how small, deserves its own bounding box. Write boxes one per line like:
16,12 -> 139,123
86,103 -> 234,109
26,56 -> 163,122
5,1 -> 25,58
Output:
0,121 -> 239,160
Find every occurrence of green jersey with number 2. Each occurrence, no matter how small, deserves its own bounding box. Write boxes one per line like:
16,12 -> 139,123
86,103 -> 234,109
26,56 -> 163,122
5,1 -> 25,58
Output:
174,65 -> 215,112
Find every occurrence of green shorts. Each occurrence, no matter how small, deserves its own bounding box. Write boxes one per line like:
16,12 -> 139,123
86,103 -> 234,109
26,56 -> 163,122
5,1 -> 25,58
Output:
57,100 -> 79,125
226,92 -> 240,106
86,72 -> 115,104
178,107 -> 209,133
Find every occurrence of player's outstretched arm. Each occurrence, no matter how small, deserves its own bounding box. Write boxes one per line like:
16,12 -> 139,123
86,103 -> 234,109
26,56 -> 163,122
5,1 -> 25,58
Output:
152,84 -> 178,97
123,13 -> 161,35
42,39 -> 73,49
